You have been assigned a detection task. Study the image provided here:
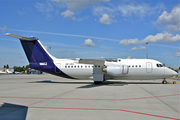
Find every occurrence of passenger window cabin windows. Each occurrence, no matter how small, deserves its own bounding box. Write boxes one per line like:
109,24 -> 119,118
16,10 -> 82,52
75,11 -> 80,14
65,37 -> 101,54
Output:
81,66 -> 83,68
71,66 -> 73,68
78,66 -> 79,68
136,65 -> 137,67
132,65 -> 134,67
68,66 -> 70,68
139,65 -> 141,67
65,66 -> 67,68
74,66 -> 76,68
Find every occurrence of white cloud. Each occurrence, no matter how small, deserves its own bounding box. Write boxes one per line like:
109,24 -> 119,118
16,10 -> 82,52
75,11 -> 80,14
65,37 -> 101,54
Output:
119,33 -> 180,46
127,56 -> 131,59
175,48 -> 180,57
118,4 -> 151,17
131,45 -> 146,51
157,5 -> 180,31
10,28 -> 120,41
99,14 -> 112,24
83,38 -> 96,47
0,26 -> 8,33
119,38 -> 139,46
34,2 -> 55,18
93,3 -> 164,18
17,8 -> 31,16
18,55 -> 23,58
105,48 -> 111,51
35,2 -> 54,13
97,40 -> 104,42
143,33 -> 180,43
51,0 -> 109,10
6,59 -> 12,61
61,10 -> 82,21
60,50 -> 74,53
149,43 -> 179,49
44,45 -> 49,50
61,10 -> 75,18
93,6 -> 115,16
175,51 -> 180,57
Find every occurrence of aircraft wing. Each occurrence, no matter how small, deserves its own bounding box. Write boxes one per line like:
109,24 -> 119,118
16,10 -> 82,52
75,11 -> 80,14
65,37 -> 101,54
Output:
77,58 -> 117,66
78,59 -> 105,66
4,33 -> 37,41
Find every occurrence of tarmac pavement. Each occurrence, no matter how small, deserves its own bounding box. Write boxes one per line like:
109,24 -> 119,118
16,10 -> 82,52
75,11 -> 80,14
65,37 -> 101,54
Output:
0,74 -> 179,120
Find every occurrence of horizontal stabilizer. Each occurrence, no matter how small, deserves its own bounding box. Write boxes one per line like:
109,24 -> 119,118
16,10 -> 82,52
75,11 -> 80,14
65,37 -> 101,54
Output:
4,33 -> 37,41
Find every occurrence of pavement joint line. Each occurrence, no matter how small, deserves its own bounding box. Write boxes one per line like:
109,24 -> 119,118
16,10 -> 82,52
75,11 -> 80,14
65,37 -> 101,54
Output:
137,84 -> 180,114
0,94 -> 179,101
0,105 -> 179,120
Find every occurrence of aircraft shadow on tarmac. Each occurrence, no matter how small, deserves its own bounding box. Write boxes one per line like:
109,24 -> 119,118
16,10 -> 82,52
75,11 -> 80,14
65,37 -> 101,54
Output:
28,80 -> 161,88
0,103 -> 28,120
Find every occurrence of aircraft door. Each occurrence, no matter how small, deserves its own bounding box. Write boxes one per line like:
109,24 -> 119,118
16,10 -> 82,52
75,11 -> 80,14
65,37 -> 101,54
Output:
55,63 -> 61,73
146,62 -> 152,73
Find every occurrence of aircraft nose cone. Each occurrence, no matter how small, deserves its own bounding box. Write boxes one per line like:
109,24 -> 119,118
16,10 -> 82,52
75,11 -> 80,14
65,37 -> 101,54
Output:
165,68 -> 178,77
171,70 -> 178,76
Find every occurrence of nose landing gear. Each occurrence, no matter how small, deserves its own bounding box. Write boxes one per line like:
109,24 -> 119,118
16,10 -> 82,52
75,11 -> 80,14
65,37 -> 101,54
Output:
162,78 -> 167,84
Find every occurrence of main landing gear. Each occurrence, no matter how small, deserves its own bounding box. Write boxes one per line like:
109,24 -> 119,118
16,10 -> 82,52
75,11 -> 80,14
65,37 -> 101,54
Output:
162,78 -> 167,84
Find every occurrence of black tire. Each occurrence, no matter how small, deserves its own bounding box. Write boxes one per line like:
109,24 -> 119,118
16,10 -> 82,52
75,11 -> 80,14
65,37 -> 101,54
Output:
94,81 -> 102,84
162,81 -> 167,84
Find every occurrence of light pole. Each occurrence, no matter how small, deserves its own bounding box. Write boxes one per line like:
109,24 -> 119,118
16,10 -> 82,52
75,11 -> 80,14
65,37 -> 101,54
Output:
146,42 -> 148,59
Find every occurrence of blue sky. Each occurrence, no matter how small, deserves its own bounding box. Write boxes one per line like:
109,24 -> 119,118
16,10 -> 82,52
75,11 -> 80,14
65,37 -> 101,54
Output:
0,0 -> 179,68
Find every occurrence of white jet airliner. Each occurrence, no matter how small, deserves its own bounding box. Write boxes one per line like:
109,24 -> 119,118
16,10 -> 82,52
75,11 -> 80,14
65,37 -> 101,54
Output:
7,69 -> 13,74
5,33 -> 178,84
0,71 -> 6,74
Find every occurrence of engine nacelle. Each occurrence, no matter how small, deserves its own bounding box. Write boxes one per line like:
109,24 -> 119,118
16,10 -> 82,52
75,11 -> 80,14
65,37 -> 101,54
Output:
103,65 -> 129,76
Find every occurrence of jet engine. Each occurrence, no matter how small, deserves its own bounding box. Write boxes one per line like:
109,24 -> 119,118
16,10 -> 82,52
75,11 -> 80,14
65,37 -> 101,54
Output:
102,65 -> 129,76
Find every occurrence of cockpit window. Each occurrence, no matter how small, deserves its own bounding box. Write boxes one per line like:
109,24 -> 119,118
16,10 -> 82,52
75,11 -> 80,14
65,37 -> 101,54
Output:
157,64 -> 163,67
159,64 -> 163,67
156,64 -> 159,67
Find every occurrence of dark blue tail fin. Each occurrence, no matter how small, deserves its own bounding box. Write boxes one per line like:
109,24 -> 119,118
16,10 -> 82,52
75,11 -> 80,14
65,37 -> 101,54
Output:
5,33 -> 74,79
20,39 -> 53,63
4,33 -> 53,63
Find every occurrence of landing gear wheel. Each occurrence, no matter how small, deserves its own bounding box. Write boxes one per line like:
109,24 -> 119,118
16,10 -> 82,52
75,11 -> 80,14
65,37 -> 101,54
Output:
162,79 -> 167,84
94,81 -> 103,84
173,81 -> 176,84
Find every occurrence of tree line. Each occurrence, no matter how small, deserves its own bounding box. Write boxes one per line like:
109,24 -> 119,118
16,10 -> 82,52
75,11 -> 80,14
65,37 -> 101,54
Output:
13,65 -> 29,72
3,64 -> 9,69
3,64 -> 29,72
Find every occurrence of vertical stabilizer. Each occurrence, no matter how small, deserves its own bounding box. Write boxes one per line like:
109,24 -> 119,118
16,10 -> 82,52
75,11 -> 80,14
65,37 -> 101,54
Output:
5,33 -> 74,79
20,39 -> 53,63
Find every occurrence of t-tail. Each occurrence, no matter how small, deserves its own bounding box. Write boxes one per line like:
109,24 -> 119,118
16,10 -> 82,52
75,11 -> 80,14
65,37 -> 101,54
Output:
5,33 -> 73,78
